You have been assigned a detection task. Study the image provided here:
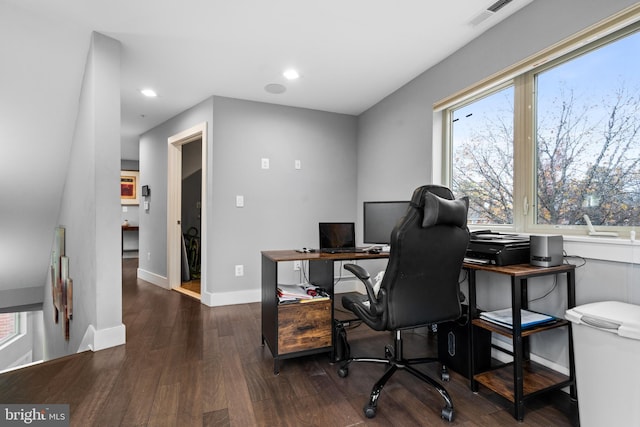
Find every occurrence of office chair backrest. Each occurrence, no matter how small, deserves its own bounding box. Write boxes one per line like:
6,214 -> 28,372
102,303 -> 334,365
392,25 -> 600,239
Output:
381,185 -> 469,330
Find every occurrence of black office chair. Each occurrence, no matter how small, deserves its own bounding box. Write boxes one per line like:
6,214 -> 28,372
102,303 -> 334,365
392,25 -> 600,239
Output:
338,185 -> 469,422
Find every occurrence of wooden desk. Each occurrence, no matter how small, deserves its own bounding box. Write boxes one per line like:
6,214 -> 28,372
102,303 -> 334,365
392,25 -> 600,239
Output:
261,250 -> 389,374
121,225 -> 139,255
465,262 -> 577,421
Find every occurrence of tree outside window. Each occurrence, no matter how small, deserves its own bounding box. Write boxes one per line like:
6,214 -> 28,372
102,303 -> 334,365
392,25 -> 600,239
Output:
535,31 -> 640,227
449,26 -> 640,231
451,86 -> 514,225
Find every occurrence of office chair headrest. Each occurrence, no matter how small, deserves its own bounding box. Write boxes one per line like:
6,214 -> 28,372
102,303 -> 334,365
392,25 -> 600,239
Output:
410,185 -> 454,206
422,193 -> 469,228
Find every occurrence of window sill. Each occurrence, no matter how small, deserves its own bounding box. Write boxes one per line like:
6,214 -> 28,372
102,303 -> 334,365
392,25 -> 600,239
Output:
563,235 -> 639,264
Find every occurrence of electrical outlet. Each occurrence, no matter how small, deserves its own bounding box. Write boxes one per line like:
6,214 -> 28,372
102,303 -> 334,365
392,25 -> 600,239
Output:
235,265 -> 244,277
293,261 -> 302,271
261,158 -> 270,169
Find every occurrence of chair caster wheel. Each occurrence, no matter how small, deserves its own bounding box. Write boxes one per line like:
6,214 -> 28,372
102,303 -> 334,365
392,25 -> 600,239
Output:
363,405 -> 377,418
441,406 -> 454,422
384,345 -> 394,359
337,367 -> 349,378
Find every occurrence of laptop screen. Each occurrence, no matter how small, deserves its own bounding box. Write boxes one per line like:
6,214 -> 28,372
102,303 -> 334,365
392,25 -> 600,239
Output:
319,222 -> 356,250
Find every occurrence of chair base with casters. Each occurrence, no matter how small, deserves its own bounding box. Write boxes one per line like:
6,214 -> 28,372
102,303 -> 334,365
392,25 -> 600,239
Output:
337,328 -> 455,422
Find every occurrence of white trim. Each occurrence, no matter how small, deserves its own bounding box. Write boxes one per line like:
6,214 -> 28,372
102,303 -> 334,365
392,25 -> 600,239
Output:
92,324 -> 126,351
199,278 -> 364,307
77,323 -> 126,352
137,268 -> 169,289
564,236 -> 640,264
201,289 -> 261,307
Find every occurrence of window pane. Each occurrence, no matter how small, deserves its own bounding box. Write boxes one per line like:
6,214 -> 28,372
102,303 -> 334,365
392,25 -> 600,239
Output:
0,313 -> 18,345
535,30 -> 640,227
451,86 -> 514,225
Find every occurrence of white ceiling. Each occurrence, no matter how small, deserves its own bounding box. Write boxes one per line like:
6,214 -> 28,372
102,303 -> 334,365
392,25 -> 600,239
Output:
0,0 -> 532,293
3,0 -> 532,159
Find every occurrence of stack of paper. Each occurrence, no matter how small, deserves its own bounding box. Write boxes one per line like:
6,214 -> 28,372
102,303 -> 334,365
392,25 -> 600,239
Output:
480,308 -> 556,329
277,284 -> 329,303
277,284 -> 313,300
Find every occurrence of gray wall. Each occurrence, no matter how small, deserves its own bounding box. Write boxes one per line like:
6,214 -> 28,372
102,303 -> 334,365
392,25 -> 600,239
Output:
209,97 -> 358,296
139,98 -> 214,278
357,0 -> 639,370
139,96 -> 358,299
43,32 -> 124,359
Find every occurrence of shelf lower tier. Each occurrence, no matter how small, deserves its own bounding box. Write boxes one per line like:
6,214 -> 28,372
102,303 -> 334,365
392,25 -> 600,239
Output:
474,360 -> 571,402
472,317 -> 569,338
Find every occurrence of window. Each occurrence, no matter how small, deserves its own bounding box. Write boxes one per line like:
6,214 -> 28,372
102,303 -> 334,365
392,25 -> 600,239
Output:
444,16 -> 640,234
534,32 -> 640,227
451,86 -> 514,225
0,313 -> 19,346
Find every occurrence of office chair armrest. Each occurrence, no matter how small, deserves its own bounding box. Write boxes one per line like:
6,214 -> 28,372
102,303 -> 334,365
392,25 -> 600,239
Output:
344,264 -> 380,311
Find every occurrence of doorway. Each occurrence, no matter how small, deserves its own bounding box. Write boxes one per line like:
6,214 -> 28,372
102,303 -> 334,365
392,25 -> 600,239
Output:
180,139 -> 202,295
167,123 -> 207,301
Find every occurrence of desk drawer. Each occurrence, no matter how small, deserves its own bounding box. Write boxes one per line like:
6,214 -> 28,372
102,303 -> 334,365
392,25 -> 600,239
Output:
278,300 -> 332,354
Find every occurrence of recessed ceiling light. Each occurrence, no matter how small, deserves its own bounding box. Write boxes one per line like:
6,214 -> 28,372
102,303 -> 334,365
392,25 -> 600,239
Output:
283,69 -> 300,80
140,88 -> 157,97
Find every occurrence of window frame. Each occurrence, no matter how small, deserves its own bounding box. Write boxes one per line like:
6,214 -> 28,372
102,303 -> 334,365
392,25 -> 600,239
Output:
439,6 -> 640,237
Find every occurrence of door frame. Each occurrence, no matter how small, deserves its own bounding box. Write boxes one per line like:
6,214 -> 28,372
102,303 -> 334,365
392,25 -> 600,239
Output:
167,122 -> 207,299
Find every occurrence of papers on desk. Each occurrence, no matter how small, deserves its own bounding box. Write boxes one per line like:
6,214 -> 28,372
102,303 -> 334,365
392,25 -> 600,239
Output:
277,284 -> 329,304
480,308 -> 556,329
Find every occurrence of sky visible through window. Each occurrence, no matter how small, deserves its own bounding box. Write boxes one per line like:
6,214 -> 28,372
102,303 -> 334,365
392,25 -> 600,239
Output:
452,28 -> 640,227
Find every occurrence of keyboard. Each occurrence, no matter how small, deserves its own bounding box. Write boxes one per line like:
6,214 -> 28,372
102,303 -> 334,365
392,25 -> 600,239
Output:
320,247 -> 364,254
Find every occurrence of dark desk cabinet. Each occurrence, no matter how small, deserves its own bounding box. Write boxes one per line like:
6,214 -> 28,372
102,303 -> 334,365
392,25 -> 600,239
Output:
277,300 -> 332,354
261,250 -> 389,374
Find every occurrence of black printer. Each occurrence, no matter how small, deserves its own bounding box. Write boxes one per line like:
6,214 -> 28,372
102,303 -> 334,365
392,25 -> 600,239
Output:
465,231 -> 530,266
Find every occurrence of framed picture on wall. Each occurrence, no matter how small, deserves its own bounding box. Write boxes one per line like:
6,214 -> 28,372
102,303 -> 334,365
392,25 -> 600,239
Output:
121,170 -> 140,205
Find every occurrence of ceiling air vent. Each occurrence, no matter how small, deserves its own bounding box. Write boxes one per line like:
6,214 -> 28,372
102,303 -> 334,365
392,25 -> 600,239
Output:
487,0 -> 514,13
469,0 -> 514,26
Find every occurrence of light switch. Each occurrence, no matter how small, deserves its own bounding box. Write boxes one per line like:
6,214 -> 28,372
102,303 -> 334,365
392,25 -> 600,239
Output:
236,195 -> 244,207
295,160 -> 301,170
122,206 -> 128,212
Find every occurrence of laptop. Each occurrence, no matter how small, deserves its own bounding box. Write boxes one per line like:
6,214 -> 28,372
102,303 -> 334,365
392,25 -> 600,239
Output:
318,222 -> 360,253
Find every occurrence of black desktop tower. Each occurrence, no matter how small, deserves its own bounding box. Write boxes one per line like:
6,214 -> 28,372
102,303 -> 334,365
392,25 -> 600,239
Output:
437,305 -> 491,379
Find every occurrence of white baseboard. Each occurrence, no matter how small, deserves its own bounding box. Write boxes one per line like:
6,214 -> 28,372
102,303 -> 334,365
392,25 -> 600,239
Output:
78,323 -> 126,352
199,278 -> 363,307
137,268 -> 169,289
201,288 -> 261,307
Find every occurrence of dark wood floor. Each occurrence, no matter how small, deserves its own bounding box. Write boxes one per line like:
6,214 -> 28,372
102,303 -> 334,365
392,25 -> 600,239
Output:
0,258 -> 578,426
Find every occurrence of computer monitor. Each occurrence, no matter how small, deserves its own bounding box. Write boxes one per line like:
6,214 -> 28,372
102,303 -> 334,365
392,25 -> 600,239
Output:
363,201 -> 410,245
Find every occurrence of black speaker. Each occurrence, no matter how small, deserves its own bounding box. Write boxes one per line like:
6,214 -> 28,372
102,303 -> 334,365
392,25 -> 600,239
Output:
437,305 -> 491,378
